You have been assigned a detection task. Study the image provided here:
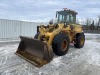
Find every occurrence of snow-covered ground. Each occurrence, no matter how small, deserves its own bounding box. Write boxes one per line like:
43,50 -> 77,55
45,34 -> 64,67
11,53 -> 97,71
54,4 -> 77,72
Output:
0,33 -> 100,75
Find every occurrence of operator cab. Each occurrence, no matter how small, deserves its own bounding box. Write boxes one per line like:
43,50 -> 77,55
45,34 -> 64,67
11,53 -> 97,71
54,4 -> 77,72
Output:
56,8 -> 77,24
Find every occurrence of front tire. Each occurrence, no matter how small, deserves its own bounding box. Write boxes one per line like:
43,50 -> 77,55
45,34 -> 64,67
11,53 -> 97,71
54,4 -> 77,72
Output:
52,33 -> 70,56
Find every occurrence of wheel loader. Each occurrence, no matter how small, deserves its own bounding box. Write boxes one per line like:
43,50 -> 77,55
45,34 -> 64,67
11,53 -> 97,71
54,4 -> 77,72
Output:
16,8 -> 85,67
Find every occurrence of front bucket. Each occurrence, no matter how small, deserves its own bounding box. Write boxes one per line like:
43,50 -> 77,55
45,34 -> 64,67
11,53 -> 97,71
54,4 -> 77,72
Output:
16,36 -> 54,67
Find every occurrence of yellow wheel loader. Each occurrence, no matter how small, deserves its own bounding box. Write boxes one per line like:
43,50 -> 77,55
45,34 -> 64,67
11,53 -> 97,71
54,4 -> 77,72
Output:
16,8 -> 85,67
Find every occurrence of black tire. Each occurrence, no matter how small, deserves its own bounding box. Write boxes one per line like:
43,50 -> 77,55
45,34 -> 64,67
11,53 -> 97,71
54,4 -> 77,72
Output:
52,33 -> 70,56
74,33 -> 85,48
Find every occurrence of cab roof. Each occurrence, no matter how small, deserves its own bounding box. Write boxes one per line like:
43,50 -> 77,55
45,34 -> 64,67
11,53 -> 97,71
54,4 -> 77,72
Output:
57,8 -> 78,15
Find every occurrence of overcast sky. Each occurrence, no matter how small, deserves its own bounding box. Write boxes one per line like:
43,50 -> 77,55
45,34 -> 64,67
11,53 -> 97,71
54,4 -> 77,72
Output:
0,0 -> 100,22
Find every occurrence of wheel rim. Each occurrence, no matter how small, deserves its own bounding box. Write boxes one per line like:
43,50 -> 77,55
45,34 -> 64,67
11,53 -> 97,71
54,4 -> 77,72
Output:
80,37 -> 84,45
61,39 -> 68,51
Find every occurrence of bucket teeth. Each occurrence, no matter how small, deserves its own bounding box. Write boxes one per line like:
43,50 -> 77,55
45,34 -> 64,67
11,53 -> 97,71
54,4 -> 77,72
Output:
15,36 -> 54,67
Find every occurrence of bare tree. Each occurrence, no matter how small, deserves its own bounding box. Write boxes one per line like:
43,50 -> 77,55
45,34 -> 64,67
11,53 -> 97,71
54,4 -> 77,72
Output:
97,16 -> 100,30
86,19 -> 91,30
90,20 -> 94,30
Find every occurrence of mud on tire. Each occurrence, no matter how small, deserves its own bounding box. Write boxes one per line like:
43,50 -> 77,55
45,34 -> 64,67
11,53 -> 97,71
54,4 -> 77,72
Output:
52,33 -> 70,56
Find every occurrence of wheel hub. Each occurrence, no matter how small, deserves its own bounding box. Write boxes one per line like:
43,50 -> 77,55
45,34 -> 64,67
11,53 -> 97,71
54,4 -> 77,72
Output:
61,39 -> 68,51
80,38 -> 84,45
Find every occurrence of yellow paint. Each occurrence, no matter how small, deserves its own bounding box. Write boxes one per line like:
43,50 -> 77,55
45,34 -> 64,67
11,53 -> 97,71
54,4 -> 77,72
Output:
38,23 -> 83,46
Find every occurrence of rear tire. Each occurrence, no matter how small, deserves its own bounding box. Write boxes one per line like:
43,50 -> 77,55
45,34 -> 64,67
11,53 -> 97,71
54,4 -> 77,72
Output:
52,33 -> 70,56
74,33 -> 85,48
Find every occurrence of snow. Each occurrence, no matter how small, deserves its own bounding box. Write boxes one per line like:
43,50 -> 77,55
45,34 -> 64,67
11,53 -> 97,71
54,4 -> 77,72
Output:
0,33 -> 100,75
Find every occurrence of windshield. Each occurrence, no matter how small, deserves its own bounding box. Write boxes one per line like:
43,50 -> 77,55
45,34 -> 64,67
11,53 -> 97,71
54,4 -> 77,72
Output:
57,13 -> 75,24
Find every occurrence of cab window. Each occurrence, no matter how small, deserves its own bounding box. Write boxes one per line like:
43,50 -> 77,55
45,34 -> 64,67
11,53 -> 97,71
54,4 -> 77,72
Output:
70,14 -> 74,23
58,14 -> 64,23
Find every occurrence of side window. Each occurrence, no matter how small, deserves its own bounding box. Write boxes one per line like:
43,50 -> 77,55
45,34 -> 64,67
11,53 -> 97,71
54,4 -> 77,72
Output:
59,14 -> 64,23
59,15 -> 62,22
